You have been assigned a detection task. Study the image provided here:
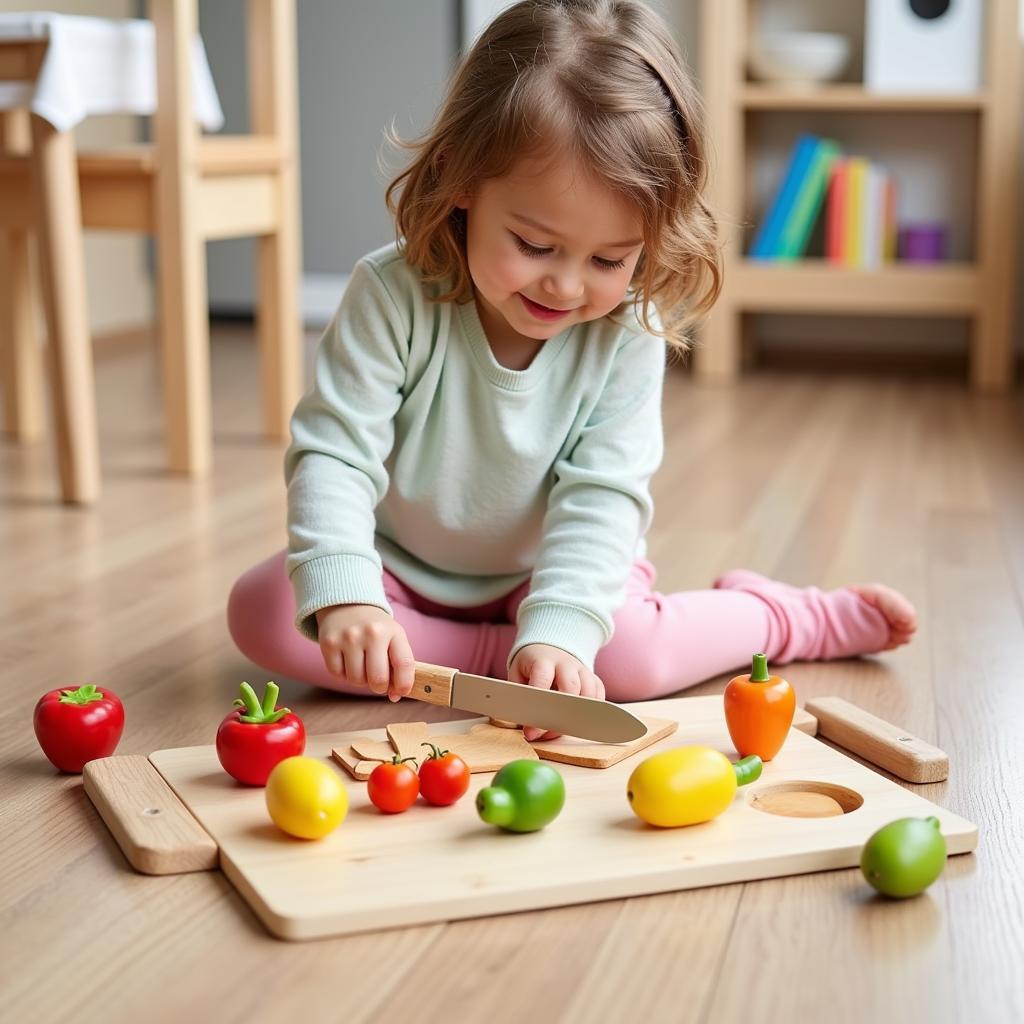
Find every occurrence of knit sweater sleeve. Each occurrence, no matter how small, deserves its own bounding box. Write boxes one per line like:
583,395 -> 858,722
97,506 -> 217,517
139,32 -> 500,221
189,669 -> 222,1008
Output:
284,258 -> 409,640
510,329 -> 666,670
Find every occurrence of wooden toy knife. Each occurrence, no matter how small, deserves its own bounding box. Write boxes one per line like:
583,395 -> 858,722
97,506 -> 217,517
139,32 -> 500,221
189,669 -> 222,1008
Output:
408,662 -> 647,743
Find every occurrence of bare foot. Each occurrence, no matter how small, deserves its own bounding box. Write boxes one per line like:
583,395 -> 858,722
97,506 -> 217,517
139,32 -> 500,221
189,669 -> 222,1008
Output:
850,584 -> 918,651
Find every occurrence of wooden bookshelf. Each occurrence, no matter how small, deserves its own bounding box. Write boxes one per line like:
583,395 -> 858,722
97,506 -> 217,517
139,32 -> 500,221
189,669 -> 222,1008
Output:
736,260 -> 979,315
698,0 -> 1021,392
741,85 -> 987,113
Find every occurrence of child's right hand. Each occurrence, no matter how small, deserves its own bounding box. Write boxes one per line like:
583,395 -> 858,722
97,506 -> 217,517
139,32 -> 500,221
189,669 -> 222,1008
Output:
314,604 -> 415,702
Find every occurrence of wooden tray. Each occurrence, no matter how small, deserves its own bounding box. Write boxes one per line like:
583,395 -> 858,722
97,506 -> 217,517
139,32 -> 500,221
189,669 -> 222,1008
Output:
127,696 -> 978,940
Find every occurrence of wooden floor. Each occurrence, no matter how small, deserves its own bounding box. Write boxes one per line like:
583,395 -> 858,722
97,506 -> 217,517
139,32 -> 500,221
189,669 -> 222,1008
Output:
2,327 -> 1023,1023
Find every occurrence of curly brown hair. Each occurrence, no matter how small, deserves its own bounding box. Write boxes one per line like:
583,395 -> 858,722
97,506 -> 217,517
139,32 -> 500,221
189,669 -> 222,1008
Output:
385,0 -> 722,351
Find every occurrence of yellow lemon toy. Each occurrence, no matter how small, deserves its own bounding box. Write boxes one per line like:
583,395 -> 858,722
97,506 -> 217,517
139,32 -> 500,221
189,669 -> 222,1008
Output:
265,756 -> 348,839
627,745 -> 762,828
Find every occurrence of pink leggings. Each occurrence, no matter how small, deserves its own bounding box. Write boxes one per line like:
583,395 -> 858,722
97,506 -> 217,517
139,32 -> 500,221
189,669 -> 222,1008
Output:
227,552 -> 890,703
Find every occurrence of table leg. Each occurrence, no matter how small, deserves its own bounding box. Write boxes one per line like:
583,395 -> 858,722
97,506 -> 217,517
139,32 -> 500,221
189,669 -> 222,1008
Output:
0,226 -> 45,441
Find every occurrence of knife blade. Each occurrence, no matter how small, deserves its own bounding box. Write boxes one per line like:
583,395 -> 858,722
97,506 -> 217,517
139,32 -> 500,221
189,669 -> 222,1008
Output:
407,662 -> 647,743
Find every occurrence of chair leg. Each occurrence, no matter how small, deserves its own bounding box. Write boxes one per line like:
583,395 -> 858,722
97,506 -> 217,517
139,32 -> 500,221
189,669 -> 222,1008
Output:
256,218 -> 302,438
155,209 -> 211,476
29,115 -> 100,504
0,228 -> 45,441
152,0 -> 211,476
249,0 -> 303,436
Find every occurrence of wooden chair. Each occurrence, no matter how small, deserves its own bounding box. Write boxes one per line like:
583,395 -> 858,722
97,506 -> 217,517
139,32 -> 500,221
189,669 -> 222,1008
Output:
0,0 -> 303,503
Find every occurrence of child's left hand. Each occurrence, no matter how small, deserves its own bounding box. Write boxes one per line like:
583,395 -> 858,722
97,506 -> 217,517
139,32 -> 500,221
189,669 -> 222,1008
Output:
508,643 -> 606,742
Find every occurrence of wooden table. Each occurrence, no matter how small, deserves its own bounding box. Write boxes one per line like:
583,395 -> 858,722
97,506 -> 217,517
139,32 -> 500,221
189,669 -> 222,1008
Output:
1,348 -> 1022,1023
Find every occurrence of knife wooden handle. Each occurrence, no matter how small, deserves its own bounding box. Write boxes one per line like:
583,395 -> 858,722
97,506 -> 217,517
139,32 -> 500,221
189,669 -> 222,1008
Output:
410,662 -> 457,706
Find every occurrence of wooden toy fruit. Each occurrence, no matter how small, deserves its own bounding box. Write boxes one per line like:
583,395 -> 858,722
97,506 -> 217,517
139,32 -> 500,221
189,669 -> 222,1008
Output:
368,756 -> 419,814
418,743 -> 470,806
860,816 -> 947,898
265,756 -> 348,839
627,745 -> 762,827
216,681 -> 305,786
724,654 -> 796,761
477,759 -> 565,832
34,683 -> 125,773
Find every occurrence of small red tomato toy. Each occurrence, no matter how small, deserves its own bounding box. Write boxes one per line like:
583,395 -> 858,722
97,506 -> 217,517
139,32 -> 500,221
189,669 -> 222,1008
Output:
368,756 -> 420,814
419,742 -> 470,806
34,683 -> 125,773
216,681 -> 305,786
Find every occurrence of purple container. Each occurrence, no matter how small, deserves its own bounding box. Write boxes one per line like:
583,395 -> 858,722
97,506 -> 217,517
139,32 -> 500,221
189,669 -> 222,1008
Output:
898,223 -> 947,263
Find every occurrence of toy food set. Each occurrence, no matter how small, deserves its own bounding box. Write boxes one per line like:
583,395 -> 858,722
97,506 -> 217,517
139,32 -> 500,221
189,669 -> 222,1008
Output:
74,660 -> 974,941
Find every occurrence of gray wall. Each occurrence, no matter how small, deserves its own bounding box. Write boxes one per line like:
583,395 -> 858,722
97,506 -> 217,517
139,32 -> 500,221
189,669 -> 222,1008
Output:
201,0 -> 456,312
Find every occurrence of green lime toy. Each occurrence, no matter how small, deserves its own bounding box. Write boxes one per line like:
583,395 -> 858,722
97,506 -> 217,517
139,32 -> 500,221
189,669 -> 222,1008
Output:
860,816 -> 947,898
476,759 -> 565,833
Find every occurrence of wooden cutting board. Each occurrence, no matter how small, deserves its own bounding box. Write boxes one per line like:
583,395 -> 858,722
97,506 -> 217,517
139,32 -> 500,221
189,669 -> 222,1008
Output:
107,696 -> 976,941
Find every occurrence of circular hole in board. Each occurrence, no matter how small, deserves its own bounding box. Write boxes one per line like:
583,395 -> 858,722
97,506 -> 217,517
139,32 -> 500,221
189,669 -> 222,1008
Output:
747,781 -> 864,818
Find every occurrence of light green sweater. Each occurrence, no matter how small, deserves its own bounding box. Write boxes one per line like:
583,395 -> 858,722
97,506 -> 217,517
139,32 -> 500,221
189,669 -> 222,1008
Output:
285,242 -> 665,669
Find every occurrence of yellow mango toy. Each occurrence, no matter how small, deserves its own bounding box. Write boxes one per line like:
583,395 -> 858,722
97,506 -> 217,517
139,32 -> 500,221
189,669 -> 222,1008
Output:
627,745 -> 763,828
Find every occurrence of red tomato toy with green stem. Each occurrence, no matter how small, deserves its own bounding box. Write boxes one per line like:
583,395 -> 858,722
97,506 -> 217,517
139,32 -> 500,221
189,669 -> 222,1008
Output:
419,742 -> 470,806
368,756 -> 420,813
34,683 -> 125,773
216,681 -> 305,786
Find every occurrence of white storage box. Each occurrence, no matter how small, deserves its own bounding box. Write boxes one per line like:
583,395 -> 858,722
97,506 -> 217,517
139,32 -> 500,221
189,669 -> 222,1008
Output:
865,0 -> 984,94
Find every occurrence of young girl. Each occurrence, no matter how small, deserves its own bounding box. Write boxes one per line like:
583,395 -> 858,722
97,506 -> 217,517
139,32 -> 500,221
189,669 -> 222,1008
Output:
228,0 -> 916,740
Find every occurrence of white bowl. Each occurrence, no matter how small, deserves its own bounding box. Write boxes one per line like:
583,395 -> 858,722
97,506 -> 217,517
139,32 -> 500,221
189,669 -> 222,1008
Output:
748,32 -> 851,88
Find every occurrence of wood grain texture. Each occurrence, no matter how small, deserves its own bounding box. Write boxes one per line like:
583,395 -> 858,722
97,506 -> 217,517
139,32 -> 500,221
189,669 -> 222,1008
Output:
748,789 -> 845,818
793,706 -> 818,735
530,715 -> 678,768
2,331 -> 1023,1018
83,755 -> 218,874
344,721 -> 537,774
408,662 -> 456,706
806,696 -> 949,783
344,716 -> 676,774
439,722 -> 537,769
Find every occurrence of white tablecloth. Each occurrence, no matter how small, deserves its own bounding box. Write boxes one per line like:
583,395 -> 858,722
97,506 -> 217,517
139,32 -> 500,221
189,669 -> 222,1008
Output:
0,12 -> 224,132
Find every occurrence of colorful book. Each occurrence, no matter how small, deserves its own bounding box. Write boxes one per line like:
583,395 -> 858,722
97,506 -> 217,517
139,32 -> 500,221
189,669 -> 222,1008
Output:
777,138 -> 840,259
825,160 -> 848,264
863,164 -> 886,268
883,177 -> 898,261
845,158 -> 869,266
823,157 -> 898,267
749,134 -> 819,259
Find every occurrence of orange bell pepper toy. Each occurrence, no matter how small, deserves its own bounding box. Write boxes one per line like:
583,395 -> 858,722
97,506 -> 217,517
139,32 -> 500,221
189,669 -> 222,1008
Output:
724,654 -> 796,762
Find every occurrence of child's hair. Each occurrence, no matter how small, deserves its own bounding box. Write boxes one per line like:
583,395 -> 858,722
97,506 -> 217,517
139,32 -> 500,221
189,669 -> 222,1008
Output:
385,0 -> 721,352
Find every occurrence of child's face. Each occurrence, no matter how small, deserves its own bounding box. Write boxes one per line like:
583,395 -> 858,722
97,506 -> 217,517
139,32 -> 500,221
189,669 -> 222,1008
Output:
457,152 -> 644,347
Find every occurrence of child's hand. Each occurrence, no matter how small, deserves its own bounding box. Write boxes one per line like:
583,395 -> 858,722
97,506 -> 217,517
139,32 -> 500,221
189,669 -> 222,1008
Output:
508,643 -> 606,742
315,604 -> 415,702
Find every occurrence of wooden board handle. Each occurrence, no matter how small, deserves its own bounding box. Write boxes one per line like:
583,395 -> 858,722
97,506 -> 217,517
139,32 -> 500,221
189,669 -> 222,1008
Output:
409,662 -> 457,706
792,706 -> 818,736
83,755 -> 218,874
803,697 -> 949,784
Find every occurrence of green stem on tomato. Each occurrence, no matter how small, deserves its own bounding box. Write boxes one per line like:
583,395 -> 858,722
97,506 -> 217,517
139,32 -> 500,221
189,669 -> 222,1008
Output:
421,742 -> 449,760
232,681 -> 290,725
261,681 -> 280,718
58,684 -> 105,705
